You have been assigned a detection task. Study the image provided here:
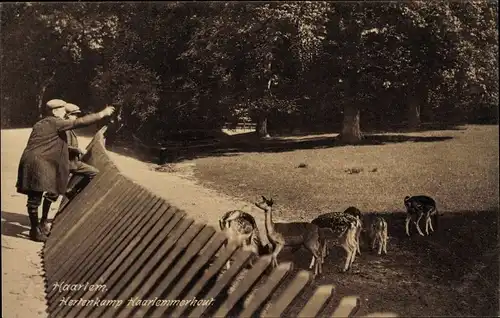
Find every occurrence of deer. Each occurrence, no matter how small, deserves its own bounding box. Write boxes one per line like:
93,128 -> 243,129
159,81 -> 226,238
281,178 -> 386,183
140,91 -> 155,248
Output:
342,206 -> 363,255
219,210 -> 270,270
254,196 -> 324,277
311,211 -> 361,272
404,195 -> 439,236
312,207 -> 363,258
366,215 -> 388,255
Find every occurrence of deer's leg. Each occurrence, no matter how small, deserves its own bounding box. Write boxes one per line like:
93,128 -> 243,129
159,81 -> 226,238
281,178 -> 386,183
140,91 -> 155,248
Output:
316,254 -> 321,275
383,236 -> 388,255
405,215 -> 411,236
415,213 -> 425,236
314,247 -> 322,275
309,255 -> 316,269
321,240 -> 326,264
304,234 -> 322,276
342,248 -> 351,272
428,208 -> 436,233
316,261 -> 320,276
346,249 -> 354,272
317,237 -> 325,265
223,239 -> 231,270
272,257 -> 277,268
320,239 -> 328,264
272,242 -> 284,268
310,252 -> 320,276
425,215 -> 431,235
377,235 -> 383,255
356,228 -> 362,255
349,246 -> 357,268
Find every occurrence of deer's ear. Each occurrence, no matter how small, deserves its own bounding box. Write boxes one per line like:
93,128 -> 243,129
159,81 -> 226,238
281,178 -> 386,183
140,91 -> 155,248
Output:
262,195 -> 267,201
269,198 -> 274,205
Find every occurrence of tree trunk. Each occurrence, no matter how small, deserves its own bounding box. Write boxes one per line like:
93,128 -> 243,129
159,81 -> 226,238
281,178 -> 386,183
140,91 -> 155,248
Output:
423,102 -> 434,123
256,116 -> 270,138
339,104 -> 362,143
380,92 -> 393,128
36,71 -> 56,119
37,85 -> 48,119
407,94 -> 421,131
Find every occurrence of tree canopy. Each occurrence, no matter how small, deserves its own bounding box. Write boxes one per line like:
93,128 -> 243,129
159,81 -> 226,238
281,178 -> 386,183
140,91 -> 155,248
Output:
1,1 -> 497,141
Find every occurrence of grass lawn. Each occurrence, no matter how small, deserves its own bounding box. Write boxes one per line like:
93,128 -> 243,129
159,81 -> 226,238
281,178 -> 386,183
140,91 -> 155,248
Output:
192,124 -> 499,317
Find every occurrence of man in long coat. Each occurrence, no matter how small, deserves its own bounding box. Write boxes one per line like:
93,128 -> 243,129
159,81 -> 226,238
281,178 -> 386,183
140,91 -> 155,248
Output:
16,99 -> 115,242
38,103 -> 101,236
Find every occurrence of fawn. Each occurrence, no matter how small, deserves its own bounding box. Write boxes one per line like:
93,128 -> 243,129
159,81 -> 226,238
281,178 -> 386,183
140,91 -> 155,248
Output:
366,215 -> 388,255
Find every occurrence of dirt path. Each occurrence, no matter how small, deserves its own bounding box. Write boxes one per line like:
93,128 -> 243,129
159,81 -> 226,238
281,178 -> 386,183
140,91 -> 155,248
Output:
2,129 -> 51,318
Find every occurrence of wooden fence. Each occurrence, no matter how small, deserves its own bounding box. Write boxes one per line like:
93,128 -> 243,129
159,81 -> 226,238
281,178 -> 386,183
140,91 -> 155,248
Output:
42,127 -> 398,318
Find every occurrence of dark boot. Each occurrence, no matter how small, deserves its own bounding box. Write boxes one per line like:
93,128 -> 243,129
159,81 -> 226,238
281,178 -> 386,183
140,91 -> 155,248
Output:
40,199 -> 52,236
28,209 -> 47,242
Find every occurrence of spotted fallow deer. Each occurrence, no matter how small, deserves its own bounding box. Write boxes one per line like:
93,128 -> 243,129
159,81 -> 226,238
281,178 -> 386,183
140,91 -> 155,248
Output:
311,211 -> 361,272
219,210 -> 270,269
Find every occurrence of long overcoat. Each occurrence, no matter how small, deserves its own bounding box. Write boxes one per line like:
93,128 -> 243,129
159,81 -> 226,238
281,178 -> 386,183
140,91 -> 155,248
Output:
66,129 -> 81,170
16,113 -> 103,195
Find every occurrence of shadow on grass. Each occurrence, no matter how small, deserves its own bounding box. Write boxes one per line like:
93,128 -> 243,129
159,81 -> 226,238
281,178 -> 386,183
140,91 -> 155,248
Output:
381,208 -> 499,318
271,121 -> 469,137
107,133 -> 455,165
276,209 -> 498,282
272,208 -> 498,317
375,209 -> 498,276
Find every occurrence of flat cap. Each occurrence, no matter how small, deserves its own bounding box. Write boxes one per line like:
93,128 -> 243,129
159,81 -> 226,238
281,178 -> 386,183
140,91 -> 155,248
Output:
65,103 -> 81,114
46,99 -> 68,110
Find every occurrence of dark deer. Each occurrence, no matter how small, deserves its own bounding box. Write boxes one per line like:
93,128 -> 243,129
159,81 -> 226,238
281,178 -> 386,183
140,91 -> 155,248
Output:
404,195 -> 439,236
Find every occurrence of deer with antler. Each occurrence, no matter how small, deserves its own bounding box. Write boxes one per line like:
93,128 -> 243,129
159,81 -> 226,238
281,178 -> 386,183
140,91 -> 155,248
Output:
254,196 -> 324,276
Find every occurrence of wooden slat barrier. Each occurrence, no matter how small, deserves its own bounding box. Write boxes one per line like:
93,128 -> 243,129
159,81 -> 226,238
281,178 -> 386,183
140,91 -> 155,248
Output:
41,127 -> 399,317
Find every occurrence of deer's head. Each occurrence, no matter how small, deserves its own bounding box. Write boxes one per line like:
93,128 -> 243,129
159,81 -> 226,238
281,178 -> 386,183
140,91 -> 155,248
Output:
255,195 -> 274,212
403,196 -> 412,209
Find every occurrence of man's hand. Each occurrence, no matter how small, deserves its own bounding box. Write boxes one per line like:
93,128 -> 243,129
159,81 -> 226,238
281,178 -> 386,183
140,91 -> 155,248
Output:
101,106 -> 116,117
69,147 -> 81,159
